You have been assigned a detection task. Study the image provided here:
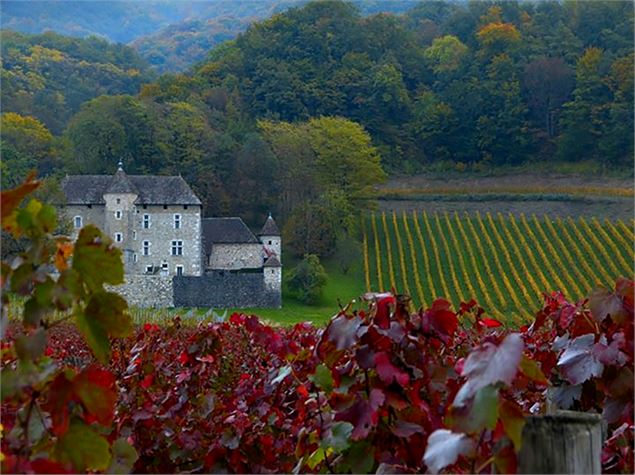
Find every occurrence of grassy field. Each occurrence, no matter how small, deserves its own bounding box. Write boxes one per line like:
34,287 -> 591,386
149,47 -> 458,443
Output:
232,259 -> 365,326
363,211 -> 634,324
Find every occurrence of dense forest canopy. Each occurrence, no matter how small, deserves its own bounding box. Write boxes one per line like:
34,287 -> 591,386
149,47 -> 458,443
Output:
0,30 -> 154,134
1,0 -> 633,251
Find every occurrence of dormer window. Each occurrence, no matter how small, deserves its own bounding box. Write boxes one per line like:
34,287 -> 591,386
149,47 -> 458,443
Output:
115,210 -> 122,220
74,216 -> 82,229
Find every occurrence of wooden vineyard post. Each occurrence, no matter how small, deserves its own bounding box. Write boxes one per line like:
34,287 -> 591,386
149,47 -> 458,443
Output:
518,410 -> 603,474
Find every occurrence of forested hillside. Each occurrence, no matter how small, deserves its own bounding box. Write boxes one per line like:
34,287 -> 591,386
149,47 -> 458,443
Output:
1,1 -> 633,247
0,30 -> 154,133
187,0 -> 633,169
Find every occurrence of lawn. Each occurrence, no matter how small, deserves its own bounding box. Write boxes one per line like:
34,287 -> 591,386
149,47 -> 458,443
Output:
230,257 -> 366,326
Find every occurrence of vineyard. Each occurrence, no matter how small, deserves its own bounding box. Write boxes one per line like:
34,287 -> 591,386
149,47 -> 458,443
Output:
363,211 -> 634,323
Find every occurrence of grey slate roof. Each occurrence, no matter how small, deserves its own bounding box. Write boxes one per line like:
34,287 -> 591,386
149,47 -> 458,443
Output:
61,173 -> 201,205
259,215 -> 280,236
202,218 -> 260,254
263,256 -> 282,267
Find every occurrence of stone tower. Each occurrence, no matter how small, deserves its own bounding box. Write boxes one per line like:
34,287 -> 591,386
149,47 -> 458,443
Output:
259,213 -> 281,258
263,255 -> 282,308
103,161 -> 138,271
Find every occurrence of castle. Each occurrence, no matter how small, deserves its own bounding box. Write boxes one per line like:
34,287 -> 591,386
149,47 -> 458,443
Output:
60,163 -> 282,308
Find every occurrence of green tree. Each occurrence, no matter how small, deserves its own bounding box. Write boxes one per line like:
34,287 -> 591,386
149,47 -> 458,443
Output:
424,35 -> 469,74
285,254 -> 327,305
0,113 -> 57,186
334,233 -> 362,275
557,47 -> 611,162
306,116 -> 386,203
63,95 -> 161,174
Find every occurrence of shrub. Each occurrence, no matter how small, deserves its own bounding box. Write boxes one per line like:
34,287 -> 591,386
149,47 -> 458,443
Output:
285,254 -> 328,304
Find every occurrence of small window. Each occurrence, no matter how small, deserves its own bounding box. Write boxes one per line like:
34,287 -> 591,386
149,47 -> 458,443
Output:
183,205 -> 188,210
133,253 -> 138,263
161,262 -> 169,275
143,241 -> 150,256
145,265 -> 153,274
87,204 -> 92,209
74,216 -> 82,229
142,204 -> 147,209
115,233 -> 122,242
132,231 -> 137,240
116,198 -> 121,204
115,210 -> 122,220
268,240 -> 272,245
171,240 -> 183,256
176,265 -> 183,276
174,214 -> 181,229
143,214 -> 150,229
163,205 -> 168,210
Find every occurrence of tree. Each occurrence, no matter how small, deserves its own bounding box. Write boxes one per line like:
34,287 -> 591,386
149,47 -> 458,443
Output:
424,35 -> 468,74
306,116 -> 386,203
285,254 -> 327,305
63,95 -> 161,174
557,47 -> 612,162
522,57 -> 574,138
0,113 -> 57,185
334,233 -> 361,275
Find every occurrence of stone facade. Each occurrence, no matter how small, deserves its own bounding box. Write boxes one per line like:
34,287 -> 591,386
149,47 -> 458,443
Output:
61,166 -> 282,308
208,243 -> 263,270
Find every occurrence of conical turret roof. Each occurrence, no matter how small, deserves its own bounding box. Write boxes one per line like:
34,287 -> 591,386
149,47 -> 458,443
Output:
106,167 -> 138,195
259,214 -> 280,236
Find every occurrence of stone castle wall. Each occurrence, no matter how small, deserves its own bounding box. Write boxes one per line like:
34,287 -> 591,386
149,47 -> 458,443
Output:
109,271 -> 281,308
173,271 -> 281,308
109,275 -> 174,308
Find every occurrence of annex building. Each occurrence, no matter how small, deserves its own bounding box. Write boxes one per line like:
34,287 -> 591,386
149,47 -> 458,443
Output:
60,163 -> 281,308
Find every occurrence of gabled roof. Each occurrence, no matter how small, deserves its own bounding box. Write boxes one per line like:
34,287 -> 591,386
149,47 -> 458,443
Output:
263,256 -> 282,267
202,218 -> 260,254
61,173 -> 201,205
259,215 -> 280,236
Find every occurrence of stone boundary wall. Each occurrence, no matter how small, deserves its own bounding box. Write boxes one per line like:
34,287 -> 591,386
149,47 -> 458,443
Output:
173,270 -> 281,308
108,275 -> 174,308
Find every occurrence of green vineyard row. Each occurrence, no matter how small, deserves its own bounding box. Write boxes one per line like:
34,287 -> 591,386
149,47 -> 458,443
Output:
363,211 -> 634,324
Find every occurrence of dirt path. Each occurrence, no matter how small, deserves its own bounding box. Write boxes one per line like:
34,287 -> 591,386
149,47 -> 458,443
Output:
382,173 -> 634,191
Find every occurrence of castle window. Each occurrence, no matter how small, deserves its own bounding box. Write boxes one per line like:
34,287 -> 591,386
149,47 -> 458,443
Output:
133,253 -> 138,263
116,198 -> 121,204
145,265 -> 153,274
74,216 -> 82,229
163,205 -> 168,210
132,231 -> 137,240
175,265 -> 183,276
143,214 -> 150,229
115,233 -> 122,242
161,262 -> 169,275
171,240 -> 183,256
115,210 -> 122,220
183,205 -> 188,210
143,204 -> 147,209
143,241 -> 150,256
174,214 -> 181,229
87,204 -> 92,209
268,240 -> 272,245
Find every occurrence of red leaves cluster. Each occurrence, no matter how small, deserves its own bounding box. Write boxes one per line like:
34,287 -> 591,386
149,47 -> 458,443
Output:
2,279 -> 633,474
